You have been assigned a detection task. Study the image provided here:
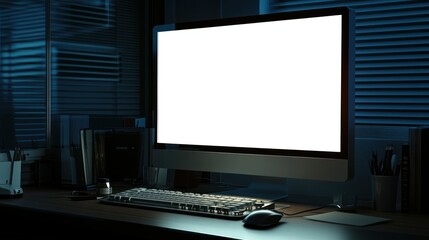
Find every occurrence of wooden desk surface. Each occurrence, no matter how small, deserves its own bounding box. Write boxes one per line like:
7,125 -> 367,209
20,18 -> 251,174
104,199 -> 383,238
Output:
1,186 -> 428,239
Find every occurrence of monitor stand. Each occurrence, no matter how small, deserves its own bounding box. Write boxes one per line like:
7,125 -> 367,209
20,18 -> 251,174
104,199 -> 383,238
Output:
216,176 -> 288,202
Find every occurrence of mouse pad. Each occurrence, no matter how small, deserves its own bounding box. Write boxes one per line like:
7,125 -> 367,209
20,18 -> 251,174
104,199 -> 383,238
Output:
304,211 -> 391,227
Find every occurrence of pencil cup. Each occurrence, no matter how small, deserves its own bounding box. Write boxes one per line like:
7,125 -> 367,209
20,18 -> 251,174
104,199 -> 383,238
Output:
373,175 -> 398,212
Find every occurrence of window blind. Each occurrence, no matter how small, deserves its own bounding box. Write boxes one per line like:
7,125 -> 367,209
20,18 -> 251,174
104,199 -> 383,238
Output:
51,0 -> 141,116
0,0 -> 141,149
0,1 -> 47,148
268,0 -> 429,126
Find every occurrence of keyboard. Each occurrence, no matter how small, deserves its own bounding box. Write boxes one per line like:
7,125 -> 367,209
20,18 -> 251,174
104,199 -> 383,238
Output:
98,187 -> 275,220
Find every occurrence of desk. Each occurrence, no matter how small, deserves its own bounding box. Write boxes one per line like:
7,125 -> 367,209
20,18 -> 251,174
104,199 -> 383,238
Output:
1,186 -> 428,239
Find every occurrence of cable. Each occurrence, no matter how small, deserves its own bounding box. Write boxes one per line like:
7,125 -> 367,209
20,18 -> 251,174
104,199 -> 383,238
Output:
277,203 -> 345,217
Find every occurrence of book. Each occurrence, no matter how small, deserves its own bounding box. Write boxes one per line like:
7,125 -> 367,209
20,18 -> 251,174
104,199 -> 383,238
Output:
104,129 -> 142,184
421,128 -> 429,214
408,127 -> 429,214
400,144 -> 409,212
80,128 -> 95,189
60,115 -> 89,188
93,128 -> 113,179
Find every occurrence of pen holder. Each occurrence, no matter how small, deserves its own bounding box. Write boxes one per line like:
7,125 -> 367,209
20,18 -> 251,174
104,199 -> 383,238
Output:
372,175 -> 398,212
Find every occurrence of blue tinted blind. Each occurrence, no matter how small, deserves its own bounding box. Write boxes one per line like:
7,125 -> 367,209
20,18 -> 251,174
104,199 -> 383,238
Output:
268,0 -> 429,126
0,1 -> 47,148
51,0 -> 141,116
1,0 -> 141,149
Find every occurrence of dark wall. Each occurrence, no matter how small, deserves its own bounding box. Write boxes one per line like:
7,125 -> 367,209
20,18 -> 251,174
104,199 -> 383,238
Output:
165,0 -> 259,23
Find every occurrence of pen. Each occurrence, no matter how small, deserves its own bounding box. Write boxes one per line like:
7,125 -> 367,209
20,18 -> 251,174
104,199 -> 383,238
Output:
370,145 -> 398,176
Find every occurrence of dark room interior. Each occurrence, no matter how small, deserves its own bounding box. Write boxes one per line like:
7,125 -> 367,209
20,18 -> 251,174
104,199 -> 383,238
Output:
1,0 -> 428,238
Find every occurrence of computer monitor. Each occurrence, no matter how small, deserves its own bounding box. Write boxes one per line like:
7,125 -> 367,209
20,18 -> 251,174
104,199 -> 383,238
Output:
151,7 -> 355,192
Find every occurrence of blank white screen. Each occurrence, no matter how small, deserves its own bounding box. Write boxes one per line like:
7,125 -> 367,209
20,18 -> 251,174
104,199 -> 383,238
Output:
157,15 -> 342,152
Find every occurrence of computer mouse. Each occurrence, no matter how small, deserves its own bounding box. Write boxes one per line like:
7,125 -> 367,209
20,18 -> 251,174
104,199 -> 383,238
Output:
242,209 -> 283,228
